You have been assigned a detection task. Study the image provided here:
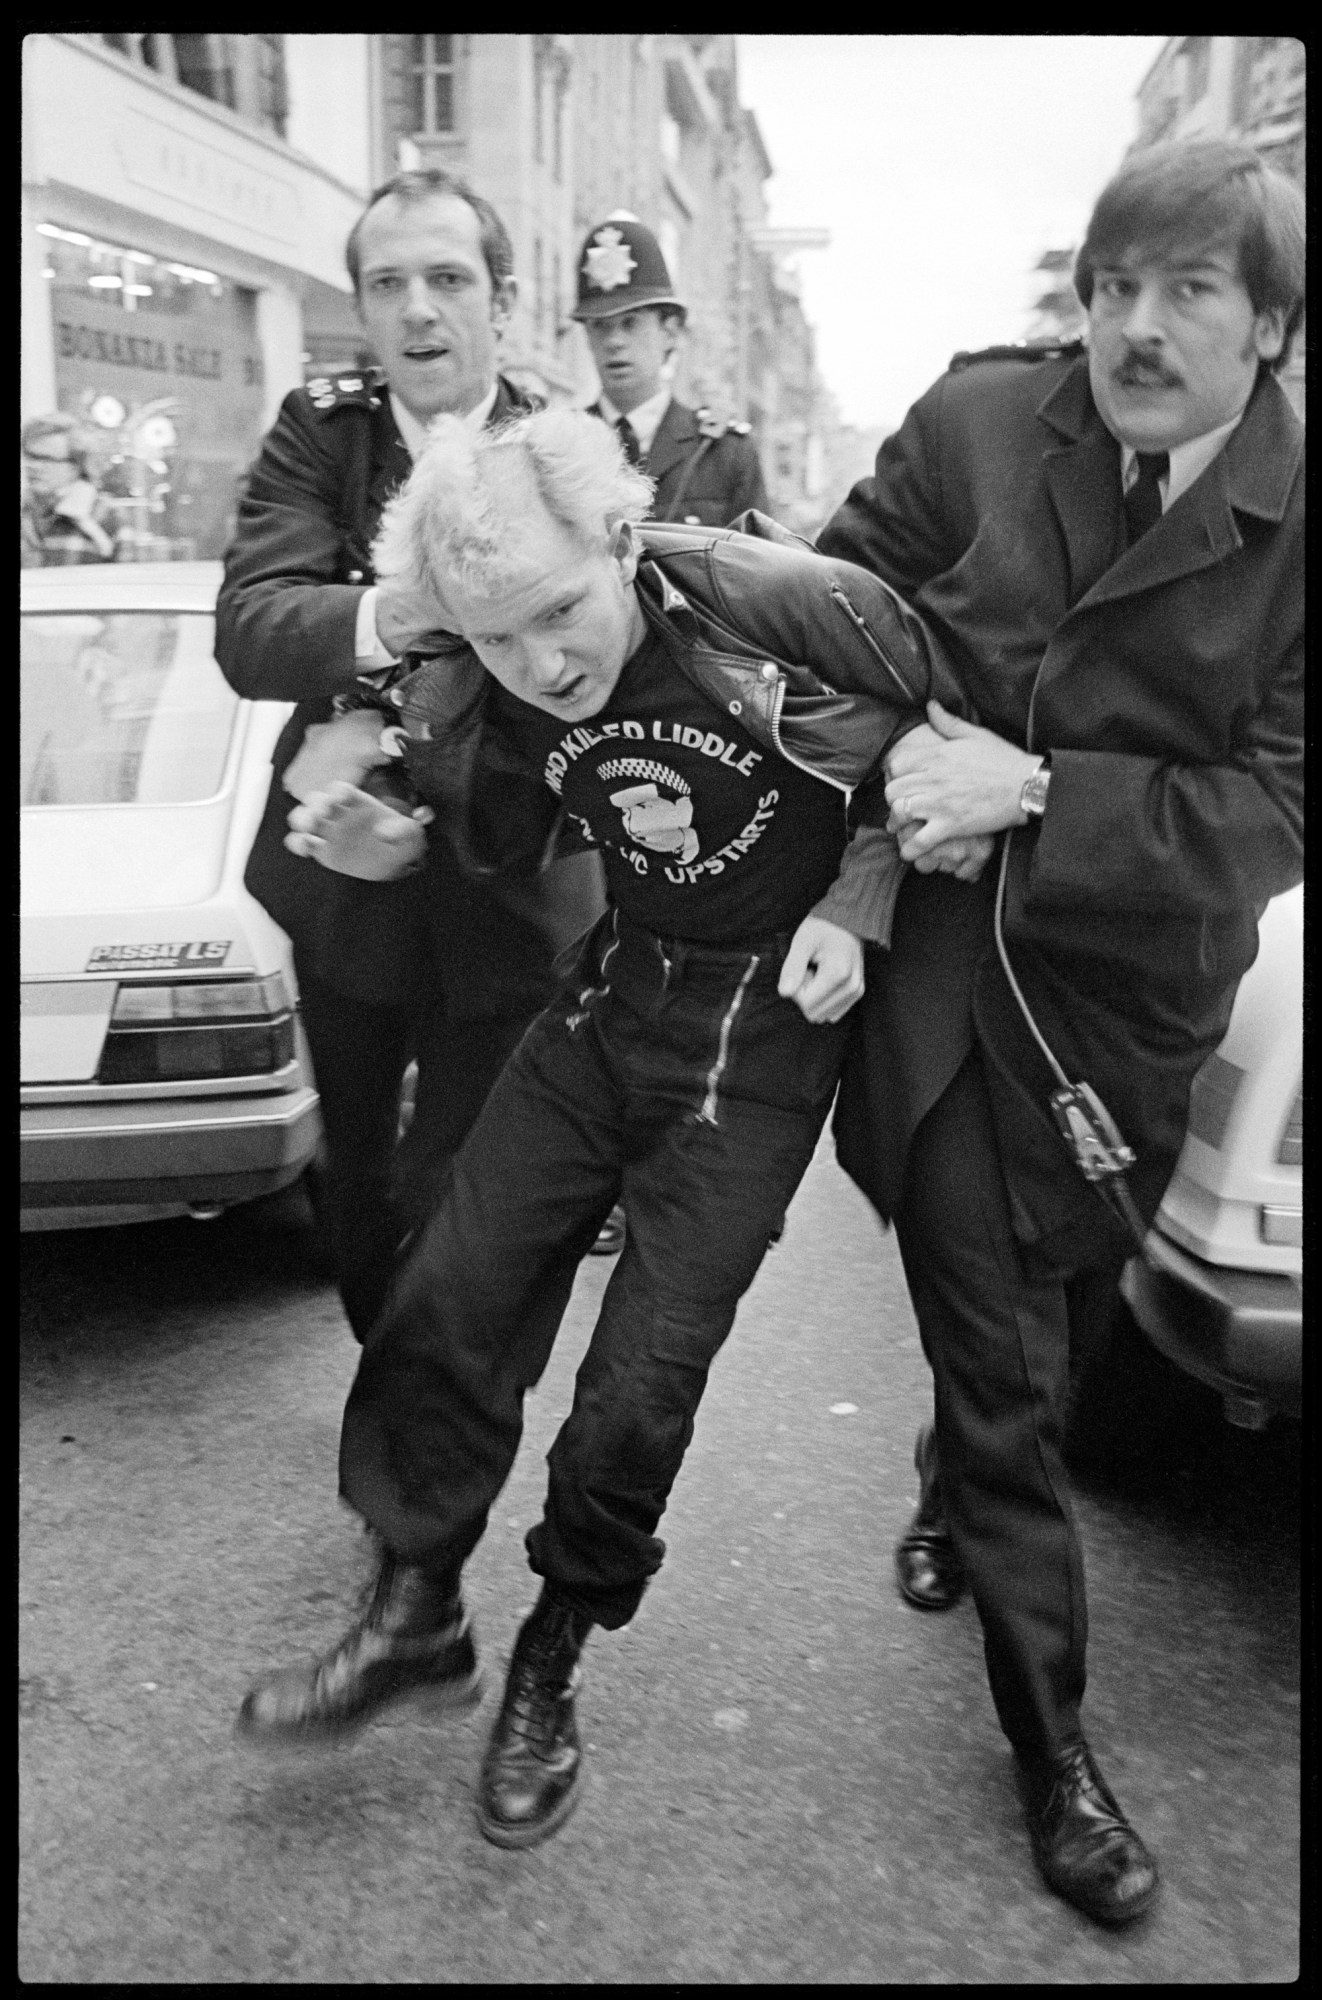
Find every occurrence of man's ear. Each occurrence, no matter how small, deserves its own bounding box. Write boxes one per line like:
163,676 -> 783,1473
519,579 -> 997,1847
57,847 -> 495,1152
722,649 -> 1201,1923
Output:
492,277 -> 518,330
1253,306 -> 1286,364
610,517 -> 641,585
660,310 -> 685,366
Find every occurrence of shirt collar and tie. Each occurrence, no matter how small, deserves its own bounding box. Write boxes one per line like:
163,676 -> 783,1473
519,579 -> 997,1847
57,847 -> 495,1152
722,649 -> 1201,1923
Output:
1118,410 -> 1244,542
597,387 -> 672,463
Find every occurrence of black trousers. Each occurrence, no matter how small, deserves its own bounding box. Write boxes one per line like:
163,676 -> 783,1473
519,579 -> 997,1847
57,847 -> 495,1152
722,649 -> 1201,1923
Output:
339,911 -> 848,1628
895,1047 -> 1088,1768
295,958 -> 533,1340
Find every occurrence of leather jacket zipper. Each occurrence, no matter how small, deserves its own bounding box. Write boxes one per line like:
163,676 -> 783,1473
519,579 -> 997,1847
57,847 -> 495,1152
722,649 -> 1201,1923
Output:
829,584 -> 920,705
767,671 -> 851,793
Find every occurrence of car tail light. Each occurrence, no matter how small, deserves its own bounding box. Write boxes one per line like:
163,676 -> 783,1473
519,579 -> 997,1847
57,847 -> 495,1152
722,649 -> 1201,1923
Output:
1277,1088 -> 1303,1167
1185,1052 -> 1245,1150
97,974 -> 295,1084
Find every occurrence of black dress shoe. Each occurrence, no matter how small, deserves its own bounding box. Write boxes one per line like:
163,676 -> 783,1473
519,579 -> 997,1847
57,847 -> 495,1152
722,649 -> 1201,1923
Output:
589,1204 -> 626,1256
1019,1741 -> 1159,1927
894,1423 -> 965,1611
476,1586 -> 593,1848
236,1552 -> 481,1743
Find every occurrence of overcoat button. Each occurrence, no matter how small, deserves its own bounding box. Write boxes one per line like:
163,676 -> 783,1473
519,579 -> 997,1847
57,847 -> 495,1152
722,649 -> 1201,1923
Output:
760,662 -> 778,681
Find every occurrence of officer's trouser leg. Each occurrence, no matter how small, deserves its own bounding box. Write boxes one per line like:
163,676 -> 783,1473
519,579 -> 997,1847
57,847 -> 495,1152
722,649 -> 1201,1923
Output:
295,964 -> 413,1341
895,1049 -> 1087,1766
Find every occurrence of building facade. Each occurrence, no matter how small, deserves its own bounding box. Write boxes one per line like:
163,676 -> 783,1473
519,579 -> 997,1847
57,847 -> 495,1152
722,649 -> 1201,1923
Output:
22,32 -> 376,558
23,32 -> 836,555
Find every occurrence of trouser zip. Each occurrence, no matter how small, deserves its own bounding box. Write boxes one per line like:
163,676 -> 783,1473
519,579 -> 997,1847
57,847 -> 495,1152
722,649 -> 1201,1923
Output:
697,954 -> 761,1126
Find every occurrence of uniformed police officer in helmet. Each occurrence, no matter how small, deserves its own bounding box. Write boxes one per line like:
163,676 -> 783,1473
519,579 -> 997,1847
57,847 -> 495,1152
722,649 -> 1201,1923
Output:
574,213 -> 769,527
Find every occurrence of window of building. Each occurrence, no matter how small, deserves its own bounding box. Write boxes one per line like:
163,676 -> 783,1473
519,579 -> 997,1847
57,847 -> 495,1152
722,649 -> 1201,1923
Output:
96,34 -> 287,138
406,34 -> 455,135
172,34 -> 236,111
253,35 -> 288,139
1180,36 -> 1212,107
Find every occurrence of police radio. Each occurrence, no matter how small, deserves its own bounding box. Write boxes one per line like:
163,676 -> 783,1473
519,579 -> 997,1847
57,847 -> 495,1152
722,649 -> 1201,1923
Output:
993,835 -> 1150,1252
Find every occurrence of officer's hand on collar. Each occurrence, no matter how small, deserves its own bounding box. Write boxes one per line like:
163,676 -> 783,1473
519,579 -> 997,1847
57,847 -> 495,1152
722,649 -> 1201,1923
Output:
375,574 -> 461,660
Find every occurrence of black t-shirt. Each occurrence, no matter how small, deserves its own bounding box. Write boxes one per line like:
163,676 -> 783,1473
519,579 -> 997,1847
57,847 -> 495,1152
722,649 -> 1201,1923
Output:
492,628 -> 847,945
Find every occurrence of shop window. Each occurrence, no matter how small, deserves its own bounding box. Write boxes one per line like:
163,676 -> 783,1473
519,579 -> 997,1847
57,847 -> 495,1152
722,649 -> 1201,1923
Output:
406,34 -> 456,135
37,222 -> 266,561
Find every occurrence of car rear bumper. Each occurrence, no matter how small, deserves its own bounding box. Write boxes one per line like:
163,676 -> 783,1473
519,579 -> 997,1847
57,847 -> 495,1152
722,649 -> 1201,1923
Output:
20,1086 -> 321,1226
1121,1229 -> 1302,1419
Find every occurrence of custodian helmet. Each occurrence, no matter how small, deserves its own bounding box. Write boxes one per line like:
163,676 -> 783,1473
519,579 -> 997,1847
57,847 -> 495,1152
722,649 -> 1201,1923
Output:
571,213 -> 687,323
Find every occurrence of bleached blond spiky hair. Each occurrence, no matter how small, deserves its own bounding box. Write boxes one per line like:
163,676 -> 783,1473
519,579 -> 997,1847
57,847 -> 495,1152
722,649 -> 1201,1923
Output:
372,407 -> 656,608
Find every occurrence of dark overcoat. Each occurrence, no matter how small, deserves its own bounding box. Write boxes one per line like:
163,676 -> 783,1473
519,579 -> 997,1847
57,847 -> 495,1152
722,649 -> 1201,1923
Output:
591,396 -> 769,526
817,350 -> 1304,1266
215,371 -> 602,1014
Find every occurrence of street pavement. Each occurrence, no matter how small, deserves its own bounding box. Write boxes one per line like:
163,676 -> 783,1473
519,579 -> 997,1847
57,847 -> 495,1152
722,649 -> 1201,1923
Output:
20,1139 -> 1300,1983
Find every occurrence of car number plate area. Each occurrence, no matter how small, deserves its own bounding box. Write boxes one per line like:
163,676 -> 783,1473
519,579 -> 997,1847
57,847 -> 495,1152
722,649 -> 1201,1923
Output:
21,982 -> 116,1083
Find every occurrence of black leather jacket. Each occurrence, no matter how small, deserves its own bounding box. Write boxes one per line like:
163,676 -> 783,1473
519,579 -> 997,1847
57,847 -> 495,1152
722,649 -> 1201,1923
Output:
385,515 -> 967,910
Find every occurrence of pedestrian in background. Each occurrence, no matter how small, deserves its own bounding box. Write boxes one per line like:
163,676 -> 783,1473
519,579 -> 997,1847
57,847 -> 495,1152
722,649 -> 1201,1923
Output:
818,138 -> 1304,1927
575,212 -> 769,527
214,167 -> 603,1341
21,413 -> 120,566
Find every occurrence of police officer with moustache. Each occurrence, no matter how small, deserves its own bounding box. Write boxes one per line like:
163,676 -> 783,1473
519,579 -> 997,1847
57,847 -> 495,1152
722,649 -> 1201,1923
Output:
216,169 -> 603,1340
574,213 -> 769,527
818,139 -> 1304,1928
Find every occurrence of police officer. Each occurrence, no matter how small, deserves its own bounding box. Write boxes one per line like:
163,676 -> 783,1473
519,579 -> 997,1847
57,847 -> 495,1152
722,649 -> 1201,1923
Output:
573,213 -> 768,527
215,168 -> 602,1339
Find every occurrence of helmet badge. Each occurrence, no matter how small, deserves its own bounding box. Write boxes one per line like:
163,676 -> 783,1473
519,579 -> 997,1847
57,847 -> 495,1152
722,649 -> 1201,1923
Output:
583,226 -> 637,293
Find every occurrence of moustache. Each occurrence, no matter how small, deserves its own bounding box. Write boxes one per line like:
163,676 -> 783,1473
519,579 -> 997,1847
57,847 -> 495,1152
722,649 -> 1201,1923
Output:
1115,355 -> 1183,389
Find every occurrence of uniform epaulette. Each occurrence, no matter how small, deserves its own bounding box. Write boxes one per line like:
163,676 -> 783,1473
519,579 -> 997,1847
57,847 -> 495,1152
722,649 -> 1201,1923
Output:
305,371 -> 386,414
948,338 -> 1085,373
695,409 -> 751,441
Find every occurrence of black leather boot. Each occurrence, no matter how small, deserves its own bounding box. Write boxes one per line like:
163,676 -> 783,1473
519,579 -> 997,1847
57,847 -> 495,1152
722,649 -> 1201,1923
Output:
236,1551 -> 481,1744
1018,1741 -> 1159,1926
894,1422 -> 966,1611
476,1586 -> 593,1849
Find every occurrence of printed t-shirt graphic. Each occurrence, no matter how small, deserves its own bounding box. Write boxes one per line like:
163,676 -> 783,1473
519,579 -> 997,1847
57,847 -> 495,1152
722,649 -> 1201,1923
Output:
493,628 -> 847,946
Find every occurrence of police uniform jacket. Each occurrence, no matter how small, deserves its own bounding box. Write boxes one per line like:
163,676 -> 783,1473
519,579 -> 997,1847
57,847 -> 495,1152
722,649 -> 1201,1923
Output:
817,346 -> 1304,1265
215,371 -> 601,1013
591,397 -> 769,526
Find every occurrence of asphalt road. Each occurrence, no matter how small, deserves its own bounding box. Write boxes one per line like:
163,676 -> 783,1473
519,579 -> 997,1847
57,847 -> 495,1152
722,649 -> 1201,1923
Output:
20,1142 -> 1300,1984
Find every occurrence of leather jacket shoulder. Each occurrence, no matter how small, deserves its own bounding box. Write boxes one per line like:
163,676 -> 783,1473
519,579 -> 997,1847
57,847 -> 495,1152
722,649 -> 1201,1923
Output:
390,518 -> 965,874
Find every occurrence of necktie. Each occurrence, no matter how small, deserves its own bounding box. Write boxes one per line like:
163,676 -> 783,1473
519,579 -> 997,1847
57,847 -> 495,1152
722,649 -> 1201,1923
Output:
615,416 -> 642,467
1124,451 -> 1168,544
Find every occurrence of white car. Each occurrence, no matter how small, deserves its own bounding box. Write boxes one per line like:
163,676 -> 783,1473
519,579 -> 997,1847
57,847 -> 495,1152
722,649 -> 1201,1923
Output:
21,562 -> 321,1230
1121,885 -> 1303,1427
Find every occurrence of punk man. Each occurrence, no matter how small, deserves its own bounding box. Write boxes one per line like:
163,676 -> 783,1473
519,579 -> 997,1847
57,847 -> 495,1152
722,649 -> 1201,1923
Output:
236,408 -> 984,1849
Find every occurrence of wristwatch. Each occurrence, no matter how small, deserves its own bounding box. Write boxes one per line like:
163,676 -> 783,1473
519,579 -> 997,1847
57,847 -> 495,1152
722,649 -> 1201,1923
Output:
1019,757 -> 1051,820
